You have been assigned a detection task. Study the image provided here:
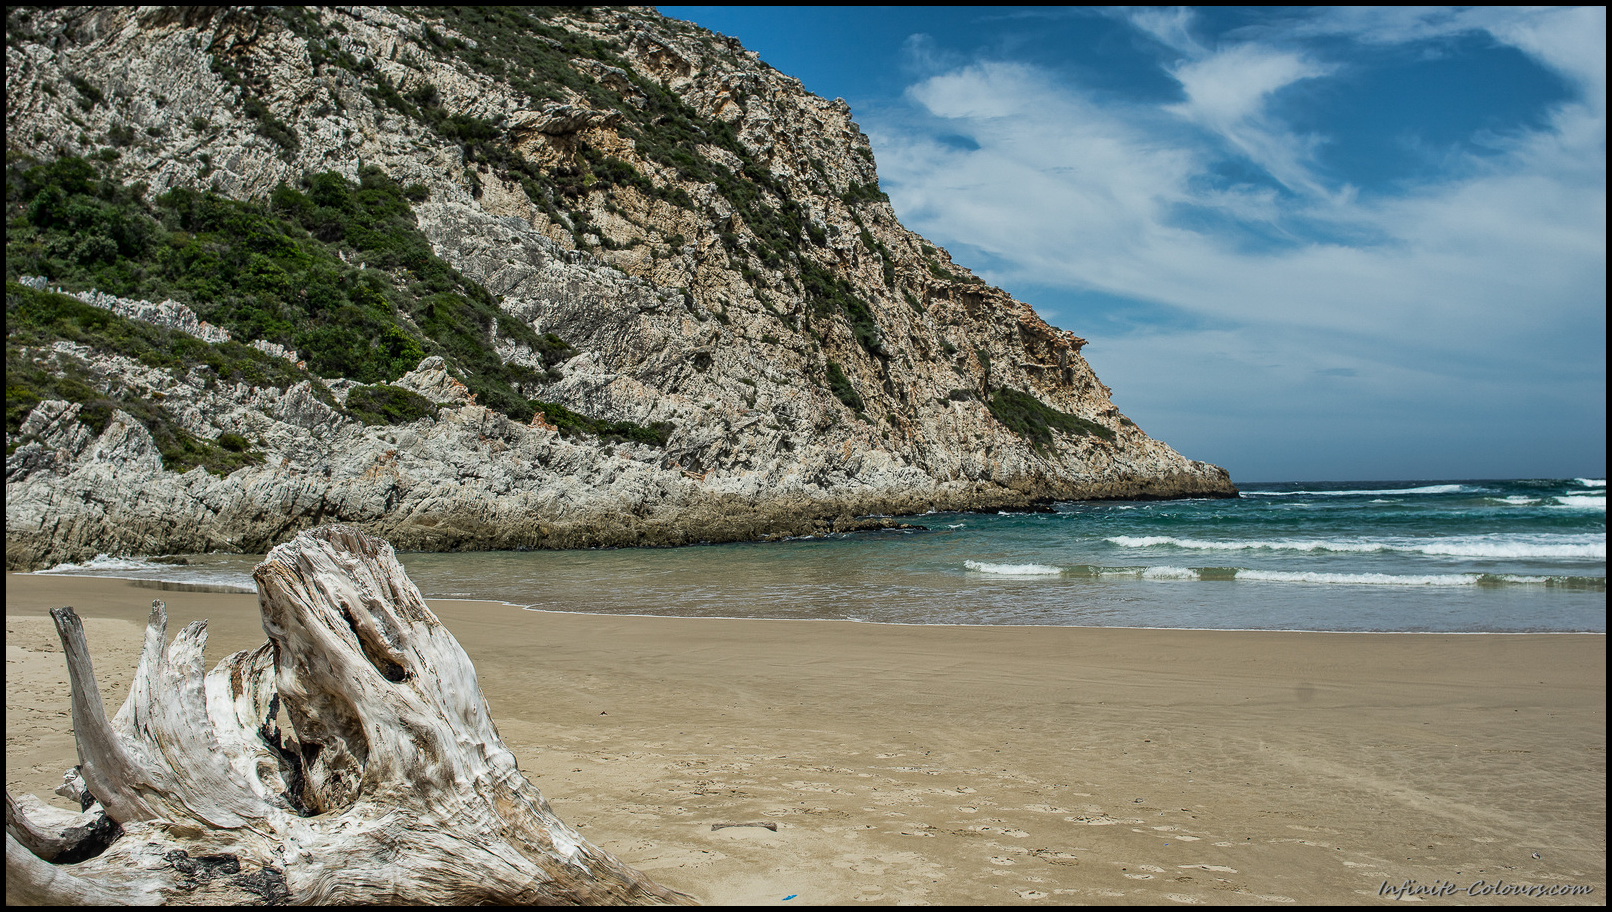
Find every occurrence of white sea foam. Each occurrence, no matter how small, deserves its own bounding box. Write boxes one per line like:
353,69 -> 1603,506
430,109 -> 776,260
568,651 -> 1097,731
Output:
37,554 -> 167,573
1107,534 -> 1605,560
1241,484 -> 1464,497
1234,570 -> 1482,586
1490,496 -> 1541,505
964,560 -> 1062,576
1553,495 -> 1605,509
1574,478 -> 1605,488
1108,535 -> 1382,553
1140,566 -> 1197,580
1413,536 -> 1605,559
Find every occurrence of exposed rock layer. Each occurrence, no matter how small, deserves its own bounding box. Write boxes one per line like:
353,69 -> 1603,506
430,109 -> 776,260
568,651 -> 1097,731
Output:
6,7 -> 1234,570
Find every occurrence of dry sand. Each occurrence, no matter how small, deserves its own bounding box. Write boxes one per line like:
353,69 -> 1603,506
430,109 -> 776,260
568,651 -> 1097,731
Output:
7,572 -> 1605,905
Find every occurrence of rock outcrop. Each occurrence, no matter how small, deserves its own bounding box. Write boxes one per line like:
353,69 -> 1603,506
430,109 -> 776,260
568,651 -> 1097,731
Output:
5,6 -> 1234,570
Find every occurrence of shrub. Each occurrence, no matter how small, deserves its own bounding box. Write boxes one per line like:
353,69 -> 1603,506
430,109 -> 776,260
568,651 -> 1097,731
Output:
5,154 -> 574,427
987,387 -> 1114,452
825,360 -> 863,412
802,261 -> 881,356
66,74 -> 103,109
842,180 -> 889,206
345,384 -> 438,426
6,284 -> 282,474
531,399 -> 672,446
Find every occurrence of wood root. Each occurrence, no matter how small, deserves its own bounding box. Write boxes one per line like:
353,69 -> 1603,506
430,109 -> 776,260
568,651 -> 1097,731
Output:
5,525 -> 695,905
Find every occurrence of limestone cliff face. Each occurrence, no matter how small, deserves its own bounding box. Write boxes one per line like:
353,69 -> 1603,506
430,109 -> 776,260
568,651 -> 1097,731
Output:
5,6 -> 1234,569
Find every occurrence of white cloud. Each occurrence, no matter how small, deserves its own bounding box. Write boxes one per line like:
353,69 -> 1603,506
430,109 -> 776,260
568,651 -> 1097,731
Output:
900,32 -> 966,78
865,7 -> 1605,477
1309,6 -> 1604,99
1125,6 -> 1202,57
1165,45 -> 1334,195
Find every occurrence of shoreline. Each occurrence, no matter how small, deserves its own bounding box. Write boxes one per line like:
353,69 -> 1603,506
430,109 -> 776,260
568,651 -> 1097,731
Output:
21,568 -> 1608,635
25,569 -> 1611,634
8,573 -> 1605,904
6,479 -> 1241,573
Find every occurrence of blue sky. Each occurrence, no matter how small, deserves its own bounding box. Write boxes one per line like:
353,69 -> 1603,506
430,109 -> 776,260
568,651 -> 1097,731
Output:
660,7 -> 1606,482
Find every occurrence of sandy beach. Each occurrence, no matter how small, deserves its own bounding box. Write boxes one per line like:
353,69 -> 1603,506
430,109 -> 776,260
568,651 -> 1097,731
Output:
7,572 -> 1604,905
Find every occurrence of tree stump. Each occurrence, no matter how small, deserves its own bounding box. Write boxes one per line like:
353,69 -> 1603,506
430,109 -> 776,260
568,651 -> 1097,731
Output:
6,525 -> 695,905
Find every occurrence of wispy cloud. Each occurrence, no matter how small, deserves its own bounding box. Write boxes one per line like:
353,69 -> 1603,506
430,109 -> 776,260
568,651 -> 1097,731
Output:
1165,45 -> 1335,195
865,7 -> 1605,477
1126,6 -> 1202,57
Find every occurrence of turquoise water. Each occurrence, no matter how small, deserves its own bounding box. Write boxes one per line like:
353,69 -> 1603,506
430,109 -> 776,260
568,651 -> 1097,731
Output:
36,478 -> 1606,632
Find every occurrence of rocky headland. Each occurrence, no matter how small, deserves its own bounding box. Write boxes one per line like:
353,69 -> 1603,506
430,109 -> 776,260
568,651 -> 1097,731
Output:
6,6 -> 1234,571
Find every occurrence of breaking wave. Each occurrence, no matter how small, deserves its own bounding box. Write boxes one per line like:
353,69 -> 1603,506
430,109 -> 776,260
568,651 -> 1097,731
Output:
1241,484 -> 1465,497
1553,495 -> 1605,509
1106,534 -> 1605,560
1232,570 -> 1480,586
959,560 -> 1604,589
964,560 -> 1062,576
38,554 -> 170,573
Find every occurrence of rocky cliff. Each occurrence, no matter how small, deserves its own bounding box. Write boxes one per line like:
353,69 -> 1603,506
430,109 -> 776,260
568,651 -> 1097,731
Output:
5,6 -> 1234,570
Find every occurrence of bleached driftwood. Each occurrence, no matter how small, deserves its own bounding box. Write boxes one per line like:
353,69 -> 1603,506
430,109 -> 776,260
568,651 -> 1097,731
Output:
5,525 -> 694,905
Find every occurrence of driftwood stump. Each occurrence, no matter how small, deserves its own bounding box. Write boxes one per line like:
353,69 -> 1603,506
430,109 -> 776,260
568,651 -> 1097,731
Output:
6,525 -> 694,905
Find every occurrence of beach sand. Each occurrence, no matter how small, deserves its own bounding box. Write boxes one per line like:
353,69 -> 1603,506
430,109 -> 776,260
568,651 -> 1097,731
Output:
7,572 -> 1605,904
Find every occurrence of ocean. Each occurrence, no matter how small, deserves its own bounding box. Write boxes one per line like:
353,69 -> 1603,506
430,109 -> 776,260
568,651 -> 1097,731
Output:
34,478 -> 1606,633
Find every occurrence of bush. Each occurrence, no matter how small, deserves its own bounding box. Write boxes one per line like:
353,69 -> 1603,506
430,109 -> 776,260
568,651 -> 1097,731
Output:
987,387 -> 1114,452
345,384 -> 439,426
66,74 -> 103,109
802,261 -> 881,356
6,284 -> 279,475
531,399 -> 672,446
842,180 -> 889,206
6,154 -> 565,426
825,360 -> 863,413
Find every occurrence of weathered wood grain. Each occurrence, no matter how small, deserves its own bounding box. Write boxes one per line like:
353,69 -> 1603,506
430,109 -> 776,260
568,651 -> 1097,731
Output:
5,525 -> 694,905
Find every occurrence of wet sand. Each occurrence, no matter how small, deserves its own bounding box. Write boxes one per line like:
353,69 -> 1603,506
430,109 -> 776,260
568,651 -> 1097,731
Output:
7,572 -> 1605,904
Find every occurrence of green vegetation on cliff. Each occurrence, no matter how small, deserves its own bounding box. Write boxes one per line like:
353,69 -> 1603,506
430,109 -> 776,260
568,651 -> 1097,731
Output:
6,153 -> 671,446
531,400 -> 674,447
312,7 -> 865,327
344,384 -> 441,427
7,281 -> 281,474
825,360 -> 864,413
987,387 -> 1115,452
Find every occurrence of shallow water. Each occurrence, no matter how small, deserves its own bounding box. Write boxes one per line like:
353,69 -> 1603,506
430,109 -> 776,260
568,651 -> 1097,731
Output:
35,478 -> 1606,632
